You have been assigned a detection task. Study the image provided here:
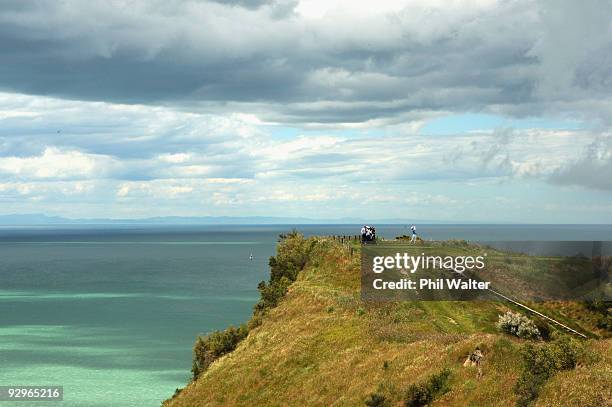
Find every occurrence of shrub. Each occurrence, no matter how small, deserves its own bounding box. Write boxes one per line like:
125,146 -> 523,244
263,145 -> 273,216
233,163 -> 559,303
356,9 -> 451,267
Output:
191,324 -> 248,379
514,336 -> 580,406
596,313 -> 611,331
269,231 -> 314,282
404,384 -> 430,407
404,368 -> 452,407
428,368 -> 452,394
365,392 -> 389,407
497,311 -> 541,340
253,231 -> 315,316
534,320 -> 551,341
584,300 -> 611,332
247,313 -> 263,330
584,300 -> 609,314
254,276 -> 293,313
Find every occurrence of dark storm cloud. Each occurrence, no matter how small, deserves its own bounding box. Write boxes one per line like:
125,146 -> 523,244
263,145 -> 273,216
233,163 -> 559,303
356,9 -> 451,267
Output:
1,0 -> 610,125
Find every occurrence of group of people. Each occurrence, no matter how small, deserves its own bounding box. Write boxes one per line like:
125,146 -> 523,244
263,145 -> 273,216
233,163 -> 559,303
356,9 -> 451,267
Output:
360,224 -> 418,243
360,225 -> 376,243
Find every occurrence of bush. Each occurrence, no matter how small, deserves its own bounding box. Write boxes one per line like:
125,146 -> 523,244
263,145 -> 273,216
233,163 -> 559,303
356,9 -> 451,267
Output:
247,313 -> 263,330
404,368 -> 452,407
595,314 -> 611,331
365,392 -> 389,407
404,384 -> 430,407
269,231 -> 314,282
253,231 -> 315,316
585,300 -> 611,332
514,336 -> 580,406
497,311 -> 541,340
584,300 -> 609,314
254,276 -> 293,313
191,324 -> 248,379
534,320 -> 551,341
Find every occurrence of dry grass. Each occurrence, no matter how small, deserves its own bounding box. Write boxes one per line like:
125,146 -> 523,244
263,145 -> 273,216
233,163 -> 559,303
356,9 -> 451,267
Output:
164,239 -> 611,407
535,339 -> 612,407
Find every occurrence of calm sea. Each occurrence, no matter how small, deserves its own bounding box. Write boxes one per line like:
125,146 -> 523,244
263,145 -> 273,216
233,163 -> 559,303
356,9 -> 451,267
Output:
1,224 -> 610,406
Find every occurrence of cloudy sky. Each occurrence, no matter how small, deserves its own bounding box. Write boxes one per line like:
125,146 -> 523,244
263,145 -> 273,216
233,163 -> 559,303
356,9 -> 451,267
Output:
0,0 -> 611,222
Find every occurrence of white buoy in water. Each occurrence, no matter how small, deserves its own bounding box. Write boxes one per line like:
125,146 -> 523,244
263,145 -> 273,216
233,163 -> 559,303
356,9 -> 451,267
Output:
249,252 -> 253,260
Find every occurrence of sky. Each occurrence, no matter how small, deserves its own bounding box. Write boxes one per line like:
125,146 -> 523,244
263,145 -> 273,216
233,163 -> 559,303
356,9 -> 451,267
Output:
0,0 -> 611,223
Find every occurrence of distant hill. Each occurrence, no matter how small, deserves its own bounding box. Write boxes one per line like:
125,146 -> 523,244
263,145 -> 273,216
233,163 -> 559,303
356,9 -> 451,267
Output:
0,213 -> 474,225
0,213 -> 316,225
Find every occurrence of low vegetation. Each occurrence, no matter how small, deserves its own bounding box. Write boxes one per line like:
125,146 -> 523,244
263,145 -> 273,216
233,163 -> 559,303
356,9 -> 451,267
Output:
164,237 -> 610,407
585,300 -> 611,331
189,231 -> 314,381
364,392 -> 389,407
191,325 -> 248,379
497,311 -> 541,340
253,231 -> 316,318
404,368 -> 452,407
514,336 -> 581,406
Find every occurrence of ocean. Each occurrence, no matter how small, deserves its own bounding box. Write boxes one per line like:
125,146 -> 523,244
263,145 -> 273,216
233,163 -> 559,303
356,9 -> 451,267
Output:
1,224 -> 610,406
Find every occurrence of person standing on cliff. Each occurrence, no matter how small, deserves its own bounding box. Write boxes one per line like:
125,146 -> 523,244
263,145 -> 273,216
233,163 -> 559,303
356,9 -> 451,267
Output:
410,225 -> 417,243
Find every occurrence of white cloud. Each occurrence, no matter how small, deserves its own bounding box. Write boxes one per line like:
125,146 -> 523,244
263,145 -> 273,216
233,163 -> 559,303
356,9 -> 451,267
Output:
157,153 -> 192,164
0,147 -> 114,180
0,1 -> 611,221
116,185 -> 130,197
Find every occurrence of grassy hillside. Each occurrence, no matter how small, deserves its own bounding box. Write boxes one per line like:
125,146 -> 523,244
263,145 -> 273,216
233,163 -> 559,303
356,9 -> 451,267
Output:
164,235 -> 610,407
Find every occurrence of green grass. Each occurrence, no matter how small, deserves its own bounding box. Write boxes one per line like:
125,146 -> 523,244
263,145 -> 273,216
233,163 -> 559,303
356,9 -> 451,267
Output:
164,238 -> 611,407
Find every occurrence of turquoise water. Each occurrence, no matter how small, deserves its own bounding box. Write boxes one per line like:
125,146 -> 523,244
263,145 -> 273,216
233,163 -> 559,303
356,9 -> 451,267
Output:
1,224 -> 610,406
0,226 -> 275,407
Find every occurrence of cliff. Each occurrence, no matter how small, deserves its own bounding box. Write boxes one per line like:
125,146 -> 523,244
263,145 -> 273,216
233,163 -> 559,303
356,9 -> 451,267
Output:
164,234 -> 610,407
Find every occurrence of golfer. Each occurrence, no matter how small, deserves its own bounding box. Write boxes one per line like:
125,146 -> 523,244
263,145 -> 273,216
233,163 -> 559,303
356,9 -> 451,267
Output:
410,225 -> 417,243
